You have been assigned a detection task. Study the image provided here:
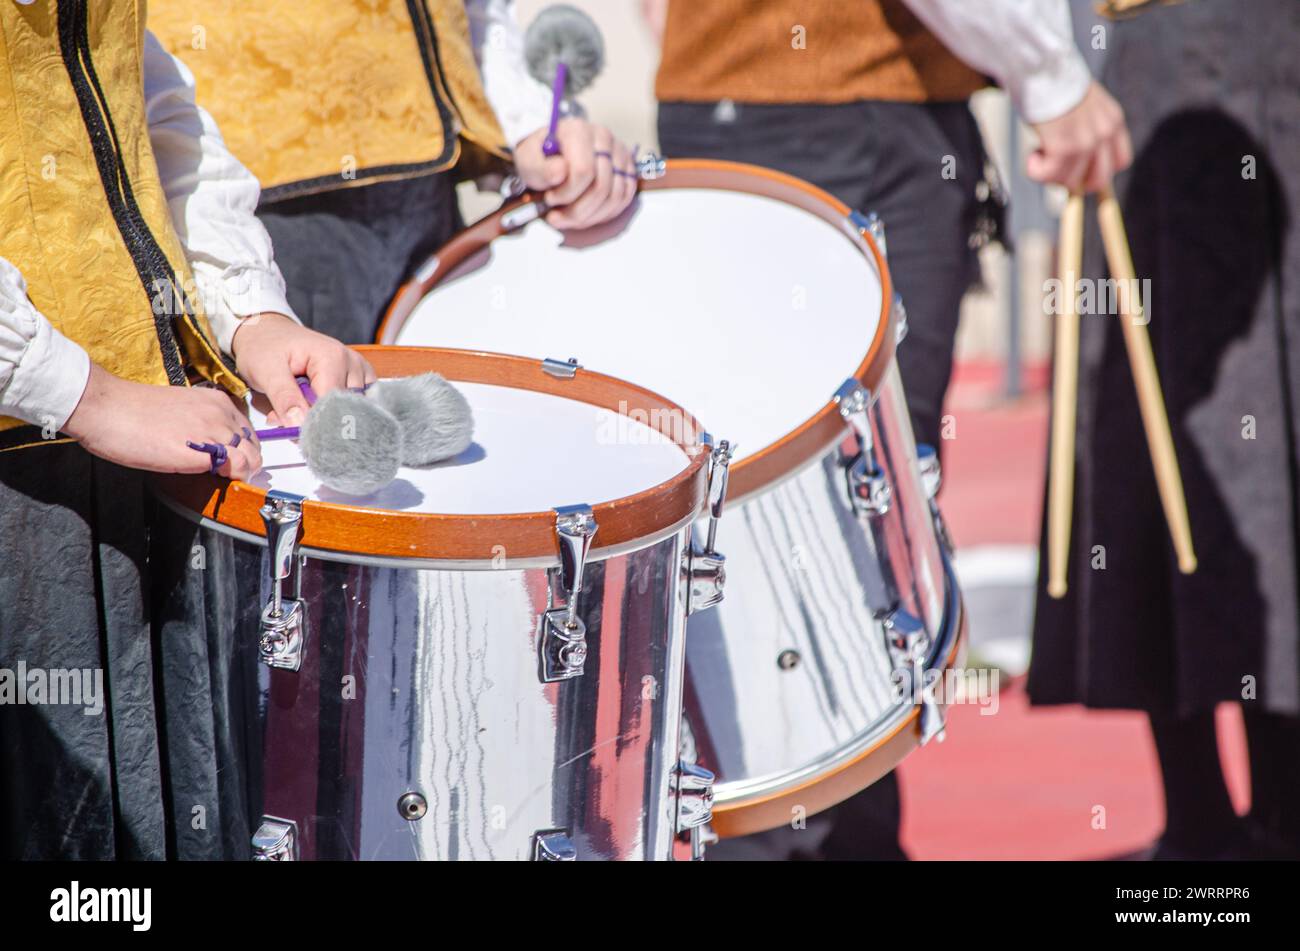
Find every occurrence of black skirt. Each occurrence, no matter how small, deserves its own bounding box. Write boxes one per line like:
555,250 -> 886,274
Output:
256,171 -> 462,345
0,444 -> 259,859
1028,0 -> 1300,716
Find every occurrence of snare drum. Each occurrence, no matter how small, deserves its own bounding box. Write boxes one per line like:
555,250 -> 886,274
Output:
154,347 -> 725,860
379,161 -> 967,838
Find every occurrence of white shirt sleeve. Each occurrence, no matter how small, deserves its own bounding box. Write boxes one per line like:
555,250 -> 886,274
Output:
0,257 -> 91,431
900,0 -> 1092,124
465,0 -> 555,147
143,30 -> 299,355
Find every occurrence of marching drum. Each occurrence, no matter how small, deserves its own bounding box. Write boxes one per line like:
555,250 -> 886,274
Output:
379,160 -> 967,838
154,346 -> 729,860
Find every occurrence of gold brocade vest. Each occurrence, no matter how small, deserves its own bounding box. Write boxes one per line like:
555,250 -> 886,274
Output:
0,0 -> 244,450
148,0 -> 511,203
656,0 -> 988,106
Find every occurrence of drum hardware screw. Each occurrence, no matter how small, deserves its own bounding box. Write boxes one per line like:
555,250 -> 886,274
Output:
850,464 -> 893,517
558,639 -> 587,669
398,792 -> 428,821
258,493 -> 308,672
542,356 -> 582,379
685,437 -> 733,615
835,380 -> 893,518
777,649 -> 801,671
540,506 -> 598,683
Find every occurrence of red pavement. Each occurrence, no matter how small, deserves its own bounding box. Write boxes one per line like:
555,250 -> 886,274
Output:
896,361 -> 1248,860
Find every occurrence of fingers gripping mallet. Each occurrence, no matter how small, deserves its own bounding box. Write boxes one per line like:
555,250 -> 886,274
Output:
255,374 -> 475,495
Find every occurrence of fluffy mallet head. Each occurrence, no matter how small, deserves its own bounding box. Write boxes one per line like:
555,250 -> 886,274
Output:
367,373 -> 474,467
297,389 -> 402,496
524,4 -> 605,97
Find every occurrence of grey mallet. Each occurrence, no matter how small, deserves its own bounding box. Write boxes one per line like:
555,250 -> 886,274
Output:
524,4 -> 605,97
365,372 -> 474,467
296,389 -> 403,496
257,374 -> 476,495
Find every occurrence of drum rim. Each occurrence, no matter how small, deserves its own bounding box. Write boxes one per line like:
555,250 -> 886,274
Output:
705,551 -> 968,839
153,346 -> 711,563
375,158 -> 898,502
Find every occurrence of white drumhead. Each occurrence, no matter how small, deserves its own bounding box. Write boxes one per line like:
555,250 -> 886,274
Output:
395,186 -> 883,462
247,381 -> 689,514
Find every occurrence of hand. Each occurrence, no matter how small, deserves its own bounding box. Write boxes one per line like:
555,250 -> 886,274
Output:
64,363 -> 262,479
1027,81 -> 1133,194
230,312 -> 376,426
514,118 -> 637,229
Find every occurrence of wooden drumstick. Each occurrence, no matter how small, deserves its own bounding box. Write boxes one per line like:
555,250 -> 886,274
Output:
1047,193 -> 1086,599
1097,186 -> 1197,574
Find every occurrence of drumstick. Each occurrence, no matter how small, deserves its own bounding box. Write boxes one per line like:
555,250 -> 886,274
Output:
1047,193 -> 1085,599
1097,186 -> 1197,574
542,62 -> 567,157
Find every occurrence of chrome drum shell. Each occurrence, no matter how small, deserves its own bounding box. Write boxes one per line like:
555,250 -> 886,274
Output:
375,162 -> 969,839
684,363 -> 964,837
173,520 -> 695,861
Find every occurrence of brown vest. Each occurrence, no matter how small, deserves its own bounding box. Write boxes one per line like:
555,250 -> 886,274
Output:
655,0 -> 987,105
149,1 -> 510,203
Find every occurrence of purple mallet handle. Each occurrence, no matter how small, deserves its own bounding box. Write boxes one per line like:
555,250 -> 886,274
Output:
541,62 -> 567,157
258,379 -> 370,440
248,378 -> 310,440
295,376 -> 370,405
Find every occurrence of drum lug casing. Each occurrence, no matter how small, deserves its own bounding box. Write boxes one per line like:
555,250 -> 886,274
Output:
673,761 -> 716,860
917,444 -> 954,555
847,456 -> 893,517
885,609 -> 946,746
683,437 -> 733,615
251,816 -> 298,861
835,380 -> 893,519
835,379 -> 910,616
852,209 -> 888,258
892,292 -> 909,344
684,549 -> 726,615
259,492 -> 307,672
539,505 -> 598,683
532,830 -> 578,862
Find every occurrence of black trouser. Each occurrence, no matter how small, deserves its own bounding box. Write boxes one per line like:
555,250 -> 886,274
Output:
659,99 -> 994,860
257,171 -> 462,345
